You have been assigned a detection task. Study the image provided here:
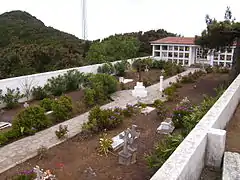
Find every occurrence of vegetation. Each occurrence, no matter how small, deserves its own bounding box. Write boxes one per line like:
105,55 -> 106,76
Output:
98,133 -> 113,157
195,6 -> 240,81
39,98 -> 54,112
55,125 -> 68,139
0,88 -> 23,109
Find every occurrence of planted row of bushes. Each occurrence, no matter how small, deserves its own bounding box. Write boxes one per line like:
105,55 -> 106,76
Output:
97,60 -> 130,76
0,95 -> 73,146
146,86 -> 225,171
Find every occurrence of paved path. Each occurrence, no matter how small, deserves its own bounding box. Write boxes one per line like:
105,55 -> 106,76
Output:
0,68 -> 198,174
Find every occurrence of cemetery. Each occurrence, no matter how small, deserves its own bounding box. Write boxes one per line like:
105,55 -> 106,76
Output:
0,63 -> 229,179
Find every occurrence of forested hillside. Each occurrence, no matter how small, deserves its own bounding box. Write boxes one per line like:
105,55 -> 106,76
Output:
0,10 -> 176,78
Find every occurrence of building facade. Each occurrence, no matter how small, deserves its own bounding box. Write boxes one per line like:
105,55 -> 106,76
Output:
151,37 -> 235,67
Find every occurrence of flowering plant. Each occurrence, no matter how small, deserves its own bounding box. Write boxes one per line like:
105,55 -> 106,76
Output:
172,97 -> 193,128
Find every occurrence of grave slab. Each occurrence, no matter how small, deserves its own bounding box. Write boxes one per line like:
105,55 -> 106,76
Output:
0,122 -> 12,130
157,118 -> 175,134
141,106 -> 156,115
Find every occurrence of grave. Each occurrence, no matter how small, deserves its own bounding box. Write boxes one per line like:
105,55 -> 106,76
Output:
119,77 -> 133,84
0,122 -> 12,130
23,102 -> 29,108
33,165 -> 56,180
141,106 -> 156,115
118,125 -> 140,165
157,118 -> 175,134
132,82 -> 147,98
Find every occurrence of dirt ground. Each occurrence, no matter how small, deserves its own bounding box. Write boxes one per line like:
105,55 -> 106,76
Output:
0,73 -> 229,180
199,167 -> 222,180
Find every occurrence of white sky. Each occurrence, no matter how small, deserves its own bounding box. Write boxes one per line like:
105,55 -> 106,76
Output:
0,0 -> 240,40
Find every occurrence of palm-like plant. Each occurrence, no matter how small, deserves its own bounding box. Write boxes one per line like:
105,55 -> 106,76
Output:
98,133 -> 113,157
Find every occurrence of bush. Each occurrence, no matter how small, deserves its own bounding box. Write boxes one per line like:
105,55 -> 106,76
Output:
55,124 -> 68,139
0,88 -> 23,109
39,98 -> 54,111
52,95 -> 73,121
45,75 -> 66,96
12,172 -> 36,180
132,58 -> 153,72
0,133 -> 8,146
83,88 -> 96,107
123,104 -> 140,117
83,106 -> 124,133
97,63 -> 115,75
32,86 -> 48,100
114,61 -> 127,76
146,134 -> 184,171
153,100 -> 168,120
64,70 -> 84,91
163,62 -> 184,76
163,85 -> 177,101
151,60 -> 165,69
12,106 -> 51,136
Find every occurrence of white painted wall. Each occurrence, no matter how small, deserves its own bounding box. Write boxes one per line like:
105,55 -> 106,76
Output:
150,74 -> 240,180
0,56 -> 150,107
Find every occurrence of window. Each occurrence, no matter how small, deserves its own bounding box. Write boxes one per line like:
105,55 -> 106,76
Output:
184,60 -> 189,65
226,55 -> 232,61
226,63 -> 231,68
162,45 -> 168,50
169,46 -> 173,51
155,45 -> 160,50
179,53 -> 184,58
214,55 -> 218,60
179,47 -> 184,51
179,60 -> 183,65
174,52 -> 178,57
162,52 -> 167,57
154,52 -> 160,57
219,62 -> 224,67
227,48 -> 232,53
185,46 -> 190,51
168,52 -> 173,57
220,55 -> 225,60
174,46 -> 178,51
184,53 -> 189,58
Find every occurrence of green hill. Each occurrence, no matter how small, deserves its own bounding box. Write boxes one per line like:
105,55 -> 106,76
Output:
0,10 -> 176,79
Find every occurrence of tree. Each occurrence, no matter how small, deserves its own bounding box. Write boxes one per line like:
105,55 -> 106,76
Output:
195,7 -> 240,81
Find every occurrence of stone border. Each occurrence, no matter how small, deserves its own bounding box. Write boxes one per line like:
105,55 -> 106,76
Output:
0,69 -> 198,174
150,74 -> 240,180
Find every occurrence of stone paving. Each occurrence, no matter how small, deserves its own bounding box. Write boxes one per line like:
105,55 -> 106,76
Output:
0,68 -> 198,174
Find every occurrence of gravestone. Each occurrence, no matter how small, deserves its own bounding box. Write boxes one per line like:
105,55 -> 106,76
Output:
141,106 -> 156,115
23,102 -> 29,108
118,125 -> 140,165
157,118 -> 175,134
132,82 -> 147,98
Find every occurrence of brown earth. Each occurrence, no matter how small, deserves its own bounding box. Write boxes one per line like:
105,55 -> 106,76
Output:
0,73 -> 229,180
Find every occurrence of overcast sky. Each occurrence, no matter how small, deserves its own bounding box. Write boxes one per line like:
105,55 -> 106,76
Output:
0,0 -> 240,40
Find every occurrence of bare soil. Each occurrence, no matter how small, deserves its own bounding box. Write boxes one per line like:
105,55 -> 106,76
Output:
0,73 -> 229,180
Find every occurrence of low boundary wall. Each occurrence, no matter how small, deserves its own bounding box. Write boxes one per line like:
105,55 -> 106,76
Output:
0,56 -> 150,108
150,74 -> 240,180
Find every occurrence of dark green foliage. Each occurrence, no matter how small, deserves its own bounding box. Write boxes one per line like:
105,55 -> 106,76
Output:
0,133 -> 8,146
63,70 -> 84,91
84,88 -> 96,107
12,106 -> 51,136
52,95 -> 73,121
114,60 -> 129,76
31,86 -> 48,100
0,88 -> 23,109
39,98 -> 54,111
153,100 -> 168,120
83,106 -> 124,133
55,124 -> 68,139
151,60 -> 165,69
146,134 -> 184,171
97,63 -> 115,75
123,104 -> 140,117
45,75 -> 66,96
0,11 -> 87,79
12,172 -> 36,180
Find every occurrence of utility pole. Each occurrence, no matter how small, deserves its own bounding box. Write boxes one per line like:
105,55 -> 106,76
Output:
82,0 -> 87,40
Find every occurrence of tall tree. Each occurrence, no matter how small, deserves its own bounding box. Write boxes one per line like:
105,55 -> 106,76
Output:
195,7 -> 240,81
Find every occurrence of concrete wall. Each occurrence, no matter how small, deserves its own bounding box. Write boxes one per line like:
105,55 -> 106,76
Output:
0,56 -> 150,107
150,74 -> 240,180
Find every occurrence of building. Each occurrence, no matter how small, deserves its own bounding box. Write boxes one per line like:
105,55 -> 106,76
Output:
150,37 -> 236,67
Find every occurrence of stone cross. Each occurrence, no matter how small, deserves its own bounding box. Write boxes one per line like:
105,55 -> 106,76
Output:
128,125 -> 140,148
119,129 -> 131,155
159,76 -> 164,92
33,165 -> 44,180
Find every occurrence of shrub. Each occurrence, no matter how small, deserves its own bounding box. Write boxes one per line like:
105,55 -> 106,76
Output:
123,104 -> 140,117
83,88 -> 96,107
163,62 -> 184,76
97,63 -> 115,75
55,124 -> 68,139
163,85 -> 177,101
64,70 -> 84,91
98,133 -> 113,157
83,106 -> 123,133
0,133 -> 8,146
114,61 -> 126,76
12,172 -> 36,180
146,134 -> 184,171
172,97 -> 193,128
151,60 -> 165,69
45,75 -> 66,96
132,58 -> 153,72
205,66 -> 213,73
52,95 -> 73,121
32,86 -> 48,100
39,98 -> 54,111
153,100 -> 168,120
37,146 -> 48,160
12,106 -> 51,136
0,88 -> 23,109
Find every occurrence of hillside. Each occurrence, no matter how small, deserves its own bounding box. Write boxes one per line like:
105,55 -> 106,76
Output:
0,10 -> 176,79
0,10 -> 88,79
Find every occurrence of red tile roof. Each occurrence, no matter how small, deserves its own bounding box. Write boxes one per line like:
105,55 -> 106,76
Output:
151,37 -> 196,45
